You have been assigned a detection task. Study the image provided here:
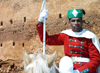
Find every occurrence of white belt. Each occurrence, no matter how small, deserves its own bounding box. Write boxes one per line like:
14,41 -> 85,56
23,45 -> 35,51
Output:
71,57 -> 90,62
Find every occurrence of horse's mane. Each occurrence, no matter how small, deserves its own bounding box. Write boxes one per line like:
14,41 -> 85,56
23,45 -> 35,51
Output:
23,53 -> 56,73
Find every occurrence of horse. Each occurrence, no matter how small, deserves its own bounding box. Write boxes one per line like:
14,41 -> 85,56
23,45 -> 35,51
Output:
22,48 -> 58,73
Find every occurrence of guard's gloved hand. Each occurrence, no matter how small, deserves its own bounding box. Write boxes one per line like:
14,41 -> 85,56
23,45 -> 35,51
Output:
38,10 -> 49,22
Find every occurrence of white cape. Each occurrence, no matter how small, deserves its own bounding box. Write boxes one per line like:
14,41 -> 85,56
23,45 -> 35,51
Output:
61,29 -> 100,53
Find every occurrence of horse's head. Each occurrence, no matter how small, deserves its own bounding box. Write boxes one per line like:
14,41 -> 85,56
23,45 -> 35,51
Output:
22,48 -> 57,73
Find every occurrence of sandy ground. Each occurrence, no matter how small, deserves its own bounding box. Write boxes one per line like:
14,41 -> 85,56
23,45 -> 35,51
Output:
0,0 -> 100,72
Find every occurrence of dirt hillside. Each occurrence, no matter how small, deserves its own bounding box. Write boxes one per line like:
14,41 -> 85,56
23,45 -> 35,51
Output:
0,0 -> 100,72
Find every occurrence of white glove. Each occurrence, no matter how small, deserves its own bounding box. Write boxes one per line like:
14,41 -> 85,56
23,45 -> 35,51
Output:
73,70 -> 80,73
38,10 -> 49,22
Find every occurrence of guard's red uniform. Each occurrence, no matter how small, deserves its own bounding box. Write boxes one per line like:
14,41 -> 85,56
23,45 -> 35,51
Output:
36,23 -> 100,73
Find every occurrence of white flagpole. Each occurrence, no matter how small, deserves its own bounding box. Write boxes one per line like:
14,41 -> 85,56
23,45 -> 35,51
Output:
42,0 -> 46,55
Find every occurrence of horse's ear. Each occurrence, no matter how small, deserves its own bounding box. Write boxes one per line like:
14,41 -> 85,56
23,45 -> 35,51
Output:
47,49 -> 58,68
23,48 -> 32,66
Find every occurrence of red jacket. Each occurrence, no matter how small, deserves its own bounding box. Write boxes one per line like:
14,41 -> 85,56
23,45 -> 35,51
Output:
36,23 -> 100,73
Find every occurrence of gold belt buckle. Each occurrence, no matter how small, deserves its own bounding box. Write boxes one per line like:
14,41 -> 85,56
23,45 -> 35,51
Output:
71,56 -> 78,62
71,57 -> 75,62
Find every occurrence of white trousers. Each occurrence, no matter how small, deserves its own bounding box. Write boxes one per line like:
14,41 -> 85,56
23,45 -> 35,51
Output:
96,65 -> 100,73
59,56 -> 79,73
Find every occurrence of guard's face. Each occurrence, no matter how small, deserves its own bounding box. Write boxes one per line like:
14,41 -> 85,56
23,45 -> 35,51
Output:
69,18 -> 83,32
